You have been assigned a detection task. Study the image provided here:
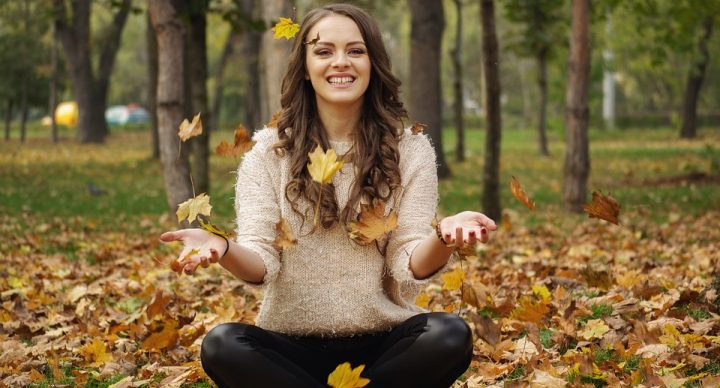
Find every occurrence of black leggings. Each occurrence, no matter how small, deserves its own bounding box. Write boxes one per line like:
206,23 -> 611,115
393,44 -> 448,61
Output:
200,312 -> 472,388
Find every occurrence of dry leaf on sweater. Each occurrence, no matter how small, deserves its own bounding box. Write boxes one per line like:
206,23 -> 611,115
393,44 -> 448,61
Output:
307,145 -> 344,185
327,362 -> 370,388
267,111 -> 281,128
510,175 -> 535,210
348,200 -> 398,245
583,190 -> 620,225
216,124 -> 255,157
178,113 -> 202,141
410,122 -> 426,135
274,218 -> 297,250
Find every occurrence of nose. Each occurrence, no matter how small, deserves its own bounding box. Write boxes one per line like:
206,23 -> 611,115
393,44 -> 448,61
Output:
331,52 -> 350,68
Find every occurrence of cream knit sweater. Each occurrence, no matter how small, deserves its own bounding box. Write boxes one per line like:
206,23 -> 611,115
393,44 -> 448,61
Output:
233,126 -> 453,337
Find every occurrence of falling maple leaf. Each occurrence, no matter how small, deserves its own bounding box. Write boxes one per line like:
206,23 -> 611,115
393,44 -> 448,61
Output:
347,200 -> 398,245
216,124 -> 255,157
582,190 -> 620,225
176,193 -> 212,224
274,218 -> 297,250
578,319 -> 610,340
410,122 -> 426,135
78,338 -> 112,367
272,17 -> 300,40
178,112 -> 203,141
307,145 -> 344,185
442,267 -> 465,291
305,32 -> 320,46
510,175 -> 535,210
199,219 -> 232,239
327,362 -> 370,388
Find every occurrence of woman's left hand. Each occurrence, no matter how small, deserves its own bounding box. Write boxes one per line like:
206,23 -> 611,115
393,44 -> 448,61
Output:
438,211 -> 498,248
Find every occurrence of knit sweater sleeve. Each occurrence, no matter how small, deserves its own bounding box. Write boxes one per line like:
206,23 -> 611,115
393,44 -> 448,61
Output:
233,128 -> 282,287
385,131 -> 457,302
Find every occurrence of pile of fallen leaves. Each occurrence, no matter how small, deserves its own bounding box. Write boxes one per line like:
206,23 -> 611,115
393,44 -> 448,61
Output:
1,208 -> 718,387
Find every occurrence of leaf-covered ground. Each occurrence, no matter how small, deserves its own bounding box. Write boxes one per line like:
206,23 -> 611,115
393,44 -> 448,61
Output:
1,128 -> 719,387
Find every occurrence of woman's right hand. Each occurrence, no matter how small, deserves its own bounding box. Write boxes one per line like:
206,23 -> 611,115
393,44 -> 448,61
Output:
160,229 -> 227,275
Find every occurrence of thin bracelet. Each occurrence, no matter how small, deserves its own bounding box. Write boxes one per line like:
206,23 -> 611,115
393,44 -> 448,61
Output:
434,217 -> 448,246
219,235 -> 230,258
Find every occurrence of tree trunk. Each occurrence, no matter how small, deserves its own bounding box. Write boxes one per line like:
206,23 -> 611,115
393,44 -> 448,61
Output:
149,0 -> 194,222
680,17 -> 713,139
452,0 -> 465,163
19,89 -> 27,143
480,0 -> 502,221
186,1 -> 211,195
147,12 -> 160,158
4,100 -> 12,141
241,0 -> 263,132
212,30 -> 237,132
563,0 -> 591,213
50,22 -> 59,144
261,0 -> 293,119
537,46 -> 549,156
53,0 -> 131,144
408,0 -> 451,178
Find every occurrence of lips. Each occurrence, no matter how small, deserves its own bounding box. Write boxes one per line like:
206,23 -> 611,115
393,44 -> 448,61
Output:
326,75 -> 356,86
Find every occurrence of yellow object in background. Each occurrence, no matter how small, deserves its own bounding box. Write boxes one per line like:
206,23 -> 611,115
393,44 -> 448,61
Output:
55,101 -> 78,127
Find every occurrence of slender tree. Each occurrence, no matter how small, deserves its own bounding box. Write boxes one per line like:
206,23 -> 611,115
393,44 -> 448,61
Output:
480,0 -> 502,221
148,0 -> 194,222
452,0 -> 465,163
563,0 -> 591,212
407,0 -> 451,178
261,0 -> 293,119
680,17 -> 713,139
147,12 -> 160,158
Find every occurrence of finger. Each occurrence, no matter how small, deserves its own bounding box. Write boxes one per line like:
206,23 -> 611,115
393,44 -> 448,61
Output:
467,230 -> 478,245
474,214 -> 498,231
200,256 -> 210,268
160,230 -> 184,242
454,226 -> 463,247
184,258 -> 200,275
208,249 -> 220,263
479,227 -> 490,243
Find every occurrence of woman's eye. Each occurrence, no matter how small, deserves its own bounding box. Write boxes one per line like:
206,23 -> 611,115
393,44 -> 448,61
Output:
349,49 -> 366,55
315,50 -> 332,56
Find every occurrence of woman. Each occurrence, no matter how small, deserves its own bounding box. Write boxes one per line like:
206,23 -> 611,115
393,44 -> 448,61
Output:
161,4 -> 497,387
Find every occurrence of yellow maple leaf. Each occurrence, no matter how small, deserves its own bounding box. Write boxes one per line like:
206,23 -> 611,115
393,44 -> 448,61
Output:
307,145 -> 344,185
441,267 -> 465,291
199,219 -> 232,239
78,338 -> 112,368
327,362 -> 370,388
274,218 -> 297,250
415,292 -> 431,308
531,284 -> 551,302
348,200 -> 398,245
216,124 -> 255,157
176,193 -> 212,224
510,296 -> 550,323
178,112 -> 203,141
578,319 -> 610,340
272,17 -> 300,40
141,319 -> 179,351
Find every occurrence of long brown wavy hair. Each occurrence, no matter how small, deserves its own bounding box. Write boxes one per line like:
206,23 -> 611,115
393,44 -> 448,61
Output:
271,3 -> 407,233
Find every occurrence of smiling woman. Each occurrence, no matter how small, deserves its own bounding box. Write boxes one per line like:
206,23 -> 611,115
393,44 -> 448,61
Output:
160,3 -> 497,387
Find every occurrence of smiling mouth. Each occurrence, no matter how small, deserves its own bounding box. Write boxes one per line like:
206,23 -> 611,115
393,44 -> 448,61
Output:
326,76 -> 356,86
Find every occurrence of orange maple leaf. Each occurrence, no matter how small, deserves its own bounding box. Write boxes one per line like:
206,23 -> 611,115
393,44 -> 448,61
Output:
347,200 -> 398,245
267,111 -> 281,128
216,124 -> 255,157
510,296 -> 549,324
510,175 -> 535,210
582,190 -> 620,225
141,319 -> 179,351
78,338 -> 112,367
410,122 -> 426,135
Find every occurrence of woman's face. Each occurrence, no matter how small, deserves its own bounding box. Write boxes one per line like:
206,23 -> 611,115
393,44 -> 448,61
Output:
305,14 -> 371,110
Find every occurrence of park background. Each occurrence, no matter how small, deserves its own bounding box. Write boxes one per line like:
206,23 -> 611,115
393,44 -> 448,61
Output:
1,0 -> 719,387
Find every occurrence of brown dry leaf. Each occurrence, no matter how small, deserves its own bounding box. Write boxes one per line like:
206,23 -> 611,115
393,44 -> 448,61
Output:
462,282 -> 480,308
267,111 -> 281,128
178,113 -> 202,141
580,266 -> 614,290
141,319 -> 179,351
470,313 -> 501,346
529,370 -> 568,388
146,289 -> 173,320
274,218 -> 297,250
347,200 -> 398,245
410,122 -> 426,135
510,175 -> 536,210
216,124 -> 255,157
510,296 -> 550,324
582,190 -> 620,225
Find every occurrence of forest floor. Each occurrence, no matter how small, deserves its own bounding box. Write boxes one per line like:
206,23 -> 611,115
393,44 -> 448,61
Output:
1,126 -> 719,387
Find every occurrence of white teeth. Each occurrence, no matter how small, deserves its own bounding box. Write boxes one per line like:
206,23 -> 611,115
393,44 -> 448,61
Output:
328,77 -> 355,84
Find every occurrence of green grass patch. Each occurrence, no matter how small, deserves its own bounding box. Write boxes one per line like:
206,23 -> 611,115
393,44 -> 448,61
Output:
578,304 -> 614,325
539,328 -> 554,349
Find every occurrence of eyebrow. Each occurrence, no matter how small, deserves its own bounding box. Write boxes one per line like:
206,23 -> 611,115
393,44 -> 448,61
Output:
315,41 -> 366,47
